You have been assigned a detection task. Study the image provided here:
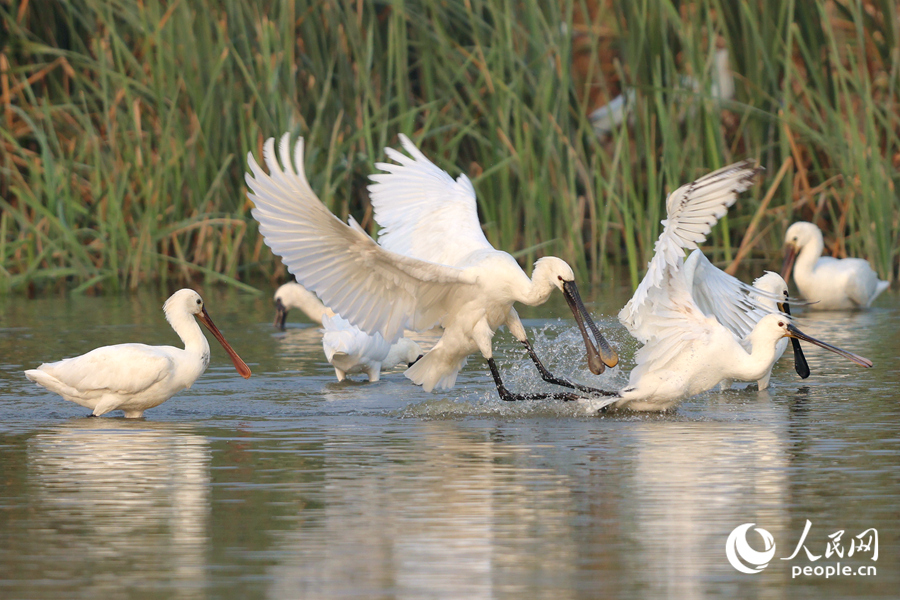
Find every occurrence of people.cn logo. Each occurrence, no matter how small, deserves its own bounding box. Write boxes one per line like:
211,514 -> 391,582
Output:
725,523 -> 777,574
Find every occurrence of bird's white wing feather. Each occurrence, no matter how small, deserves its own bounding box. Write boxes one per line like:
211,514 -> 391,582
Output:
247,135 -> 475,342
687,250 -> 776,340
367,134 -> 494,266
35,344 -> 174,395
619,160 -> 760,334
627,267 -> 717,371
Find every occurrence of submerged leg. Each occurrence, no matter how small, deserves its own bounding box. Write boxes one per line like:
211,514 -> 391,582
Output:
487,358 -> 582,402
520,339 -> 617,397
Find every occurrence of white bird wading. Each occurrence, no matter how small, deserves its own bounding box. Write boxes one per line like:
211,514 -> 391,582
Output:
25,289 -> 251,418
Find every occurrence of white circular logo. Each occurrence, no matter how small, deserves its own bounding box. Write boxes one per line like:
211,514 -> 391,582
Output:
725,523 -> 776,574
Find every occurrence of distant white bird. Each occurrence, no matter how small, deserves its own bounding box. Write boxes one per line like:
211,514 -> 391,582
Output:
274,281 -> 331,328
246,134 -> 617,401
781,221 -> 889,310
24,289 -> 251,418
322,314 -> 423,382
585,162 -> 872,412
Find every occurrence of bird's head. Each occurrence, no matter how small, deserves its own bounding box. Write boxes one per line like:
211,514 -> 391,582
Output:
756,314 -> 872,369
163,288 -> 252,379
781,222 -> 822,281
164,289 -> 205,319
532,257 -> 618,374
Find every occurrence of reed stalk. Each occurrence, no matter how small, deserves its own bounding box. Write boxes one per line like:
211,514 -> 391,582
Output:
1,0 -> 896,295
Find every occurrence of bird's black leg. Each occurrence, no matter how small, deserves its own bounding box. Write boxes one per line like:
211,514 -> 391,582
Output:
520,339 -> 617,396
487,358 -> 582,402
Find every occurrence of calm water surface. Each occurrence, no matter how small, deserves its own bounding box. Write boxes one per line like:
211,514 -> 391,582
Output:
1,286 -> 897,599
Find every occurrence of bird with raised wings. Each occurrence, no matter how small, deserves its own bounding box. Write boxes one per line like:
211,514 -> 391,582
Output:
246,134 -> 617,401
586,162 -> 872,412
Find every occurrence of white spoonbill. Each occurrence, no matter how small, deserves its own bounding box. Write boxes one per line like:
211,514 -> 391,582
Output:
273,280 -> 425,383
24,289 -> 252,418
323,314 -> 423,382
586,162 -> 873,412
246,134 -> 617,401
274,281 -> 332,328
688,250 -> 809,389
781,221 -> 889,310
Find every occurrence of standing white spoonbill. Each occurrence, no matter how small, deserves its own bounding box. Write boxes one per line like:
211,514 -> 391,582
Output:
246,134 -> 617,402
274,281 -> 332,329
586,162 -> 873,412
323,314 -> 423,382
781,221 -> 889,310
24,289 -> 251,418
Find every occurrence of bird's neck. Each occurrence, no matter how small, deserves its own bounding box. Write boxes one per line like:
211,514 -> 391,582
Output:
737,330 -> 782,380
797,235 -> 824,274
170,312 -> 211,356
519,277 -> 556,306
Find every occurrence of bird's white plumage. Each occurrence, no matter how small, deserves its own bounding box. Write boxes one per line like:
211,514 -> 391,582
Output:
688,251 -> 791,389
593,163 -> 870,412
620,161 -> 760,336
247,134 -> 590,392
599,162 -> 815,410
367,134 -> 493,265
783,221 -> 889,310
322,314 -> 422,382
688,250 -> 783,340
24,289 -> 248,418
247,135 -> 476,344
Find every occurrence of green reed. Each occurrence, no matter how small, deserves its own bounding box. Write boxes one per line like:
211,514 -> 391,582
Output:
0,0 -> 896,295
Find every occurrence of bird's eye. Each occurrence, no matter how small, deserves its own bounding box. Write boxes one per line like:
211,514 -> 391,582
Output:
777,321 -> 785,327
792,236 -> 798,242
196,299 -> 202,305
557,275 -> 563,281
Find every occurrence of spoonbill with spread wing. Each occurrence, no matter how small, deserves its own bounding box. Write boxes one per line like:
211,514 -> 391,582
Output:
246,134 -> 618,401
25,289 -> 251,417
688,251 -> 809,389
781,221 -> 889,310
584,162 -> 872,412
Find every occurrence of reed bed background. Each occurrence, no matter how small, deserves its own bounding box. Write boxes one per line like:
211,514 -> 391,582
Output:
1,0 -> 897,296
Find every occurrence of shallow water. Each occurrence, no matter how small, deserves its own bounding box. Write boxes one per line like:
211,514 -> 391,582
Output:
1,286 -> 897,599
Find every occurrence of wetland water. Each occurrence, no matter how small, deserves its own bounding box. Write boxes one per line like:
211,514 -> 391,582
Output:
1,286 -> 897,599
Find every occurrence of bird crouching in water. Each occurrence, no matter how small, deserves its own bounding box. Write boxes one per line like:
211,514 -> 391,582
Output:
322,314 -> 423,382
25,289 -> 251,418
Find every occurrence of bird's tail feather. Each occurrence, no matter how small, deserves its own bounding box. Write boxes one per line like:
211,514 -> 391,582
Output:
404,345 -> 468,392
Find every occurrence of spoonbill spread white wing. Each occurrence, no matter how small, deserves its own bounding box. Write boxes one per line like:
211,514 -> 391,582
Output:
619,161 -> 761,339
584,162 -> 872,413
781,221 -> 889,310
322,314 -> 423,382
688,250 -> 808,389
367,134 -> 493,265
246,134 -> 617,400
24,289 -> 251,418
